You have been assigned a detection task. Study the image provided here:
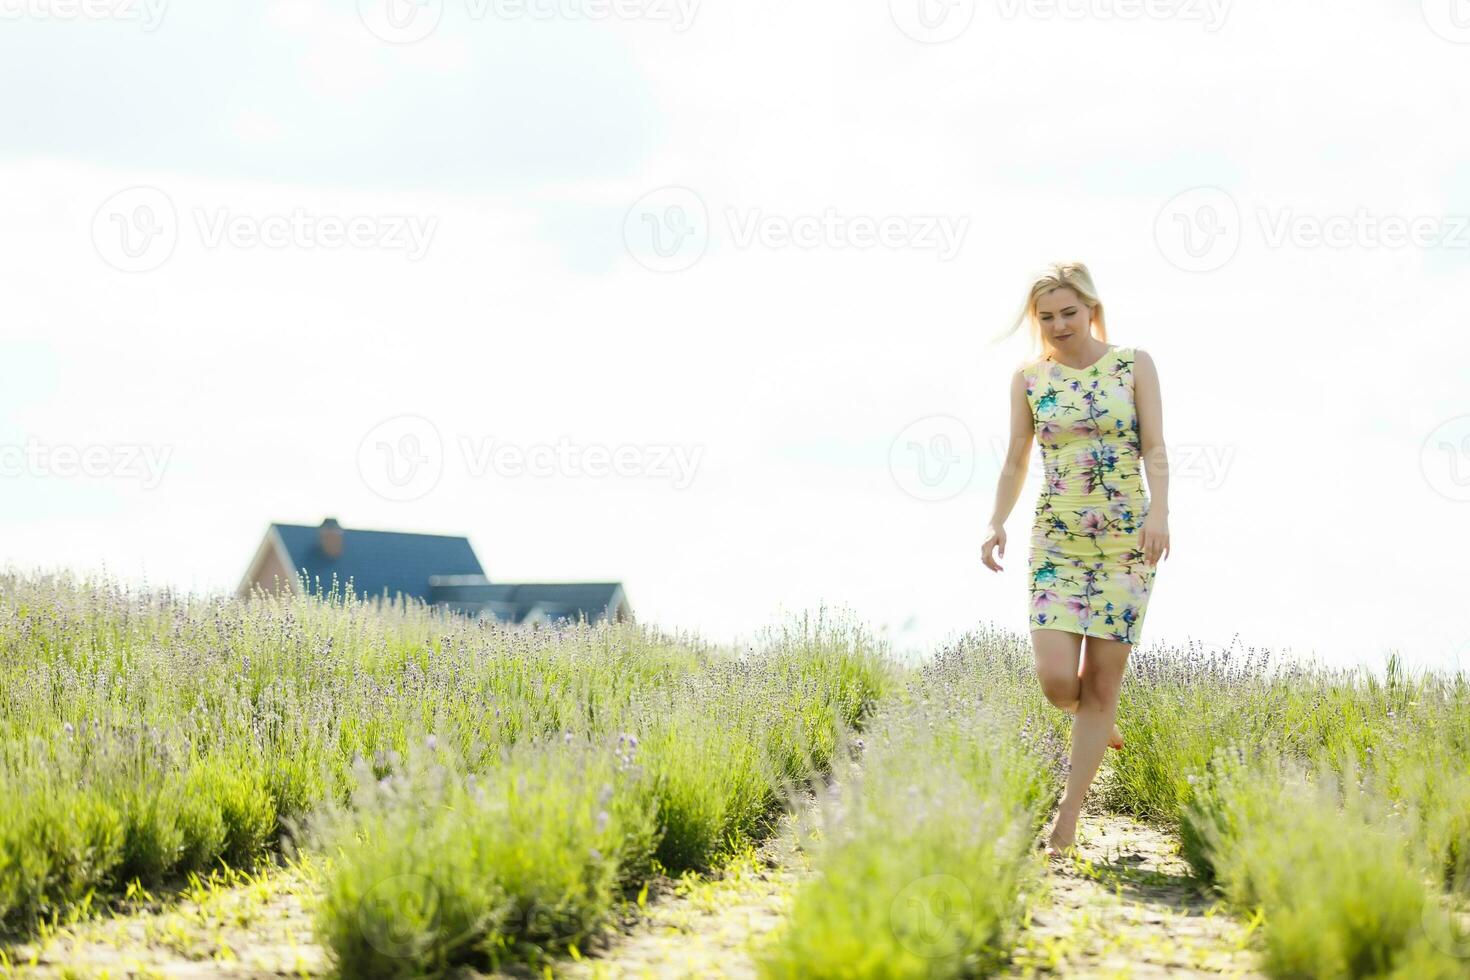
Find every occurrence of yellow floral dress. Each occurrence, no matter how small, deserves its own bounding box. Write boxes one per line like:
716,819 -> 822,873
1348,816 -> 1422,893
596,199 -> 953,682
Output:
1023,345 -> 1156,644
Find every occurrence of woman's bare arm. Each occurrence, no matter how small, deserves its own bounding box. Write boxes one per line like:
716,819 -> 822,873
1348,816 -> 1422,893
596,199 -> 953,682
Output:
1132,348 -> 1171,563
980,368 -> 1034,572
988,368 -> 1034,529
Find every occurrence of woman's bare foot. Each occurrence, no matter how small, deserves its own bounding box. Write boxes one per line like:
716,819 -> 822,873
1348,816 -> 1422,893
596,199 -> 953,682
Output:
1043,805 -> 1080,860
1043,831 -> 1076,860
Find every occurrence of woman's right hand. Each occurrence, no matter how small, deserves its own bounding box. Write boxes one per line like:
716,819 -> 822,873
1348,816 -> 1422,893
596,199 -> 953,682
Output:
981,524 -> 1006,572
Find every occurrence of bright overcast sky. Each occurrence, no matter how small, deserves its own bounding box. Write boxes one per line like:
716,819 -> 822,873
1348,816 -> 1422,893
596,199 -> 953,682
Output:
3,1 -> 1469,674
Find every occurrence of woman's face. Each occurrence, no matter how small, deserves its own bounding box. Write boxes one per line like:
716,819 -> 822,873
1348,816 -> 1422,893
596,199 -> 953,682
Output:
1034,287 -> 1092,345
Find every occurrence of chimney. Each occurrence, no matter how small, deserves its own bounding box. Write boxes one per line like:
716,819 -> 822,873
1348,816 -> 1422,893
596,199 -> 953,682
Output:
319,517 -> 344,558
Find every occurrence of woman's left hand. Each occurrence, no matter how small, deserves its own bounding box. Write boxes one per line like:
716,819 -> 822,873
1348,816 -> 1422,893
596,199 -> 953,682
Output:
1141,512 -> 1170,566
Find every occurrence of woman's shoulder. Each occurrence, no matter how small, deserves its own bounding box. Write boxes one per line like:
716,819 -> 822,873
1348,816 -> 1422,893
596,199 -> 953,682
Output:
1014,357 -> 1046,386
1016,351 -> 1050,373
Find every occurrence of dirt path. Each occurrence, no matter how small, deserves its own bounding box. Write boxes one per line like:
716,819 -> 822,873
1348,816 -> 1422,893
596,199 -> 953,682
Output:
3,796 -> 1261,978
1006,805 -> 1264,978
2,855 -> 329,978
557,785 -> 1265,979
554,788 -> 819,980
0,794 -> 820,980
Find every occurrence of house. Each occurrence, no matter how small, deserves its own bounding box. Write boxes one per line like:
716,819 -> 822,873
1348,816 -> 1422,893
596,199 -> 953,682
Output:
237,517 -> 632,626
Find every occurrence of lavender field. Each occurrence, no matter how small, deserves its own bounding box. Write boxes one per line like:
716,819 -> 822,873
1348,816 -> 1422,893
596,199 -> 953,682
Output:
1,573 -> 1468,978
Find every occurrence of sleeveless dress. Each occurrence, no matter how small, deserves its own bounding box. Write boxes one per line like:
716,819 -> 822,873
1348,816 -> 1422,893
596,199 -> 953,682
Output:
1022,345 -> 1156,644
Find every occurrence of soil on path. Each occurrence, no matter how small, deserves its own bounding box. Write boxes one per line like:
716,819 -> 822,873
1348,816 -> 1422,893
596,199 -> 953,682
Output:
552,788 -> 819,980
0,792 -> 821,980
2,856 -> 327,978
3,792 -> 1261,979
556,783 -> 1266,979
1006,802 -> 1264,979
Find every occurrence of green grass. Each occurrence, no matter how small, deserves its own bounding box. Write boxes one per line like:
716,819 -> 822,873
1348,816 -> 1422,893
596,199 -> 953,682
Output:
0,570 -> 891,978
9,571 -> 1470,979
900,629 -> 1470,979
1180,747 -> 1464,977
1089,638 -> 1470,979
755,635 -> 1065,978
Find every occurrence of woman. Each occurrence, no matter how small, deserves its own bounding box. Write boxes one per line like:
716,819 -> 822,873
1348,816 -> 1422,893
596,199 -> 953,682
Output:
980,261 -> 1170,859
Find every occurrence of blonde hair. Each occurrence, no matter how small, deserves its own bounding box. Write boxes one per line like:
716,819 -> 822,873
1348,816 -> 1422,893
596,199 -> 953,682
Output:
993,260 -> 1109,363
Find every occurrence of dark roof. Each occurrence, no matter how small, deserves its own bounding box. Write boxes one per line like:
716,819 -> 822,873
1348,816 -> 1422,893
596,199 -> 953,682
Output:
272,522 -> 484,604
428,577 -> 624,625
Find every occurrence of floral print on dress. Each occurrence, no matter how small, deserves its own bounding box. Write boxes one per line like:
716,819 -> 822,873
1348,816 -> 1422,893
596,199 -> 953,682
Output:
1023,345 -> 1156,644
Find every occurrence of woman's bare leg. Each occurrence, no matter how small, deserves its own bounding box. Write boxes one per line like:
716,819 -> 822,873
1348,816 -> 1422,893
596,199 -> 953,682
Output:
1032,627 -> 1082,712
1047,635 -> 1131,851
1032,630 -> 1122,746
1061,702 -> 1124,749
